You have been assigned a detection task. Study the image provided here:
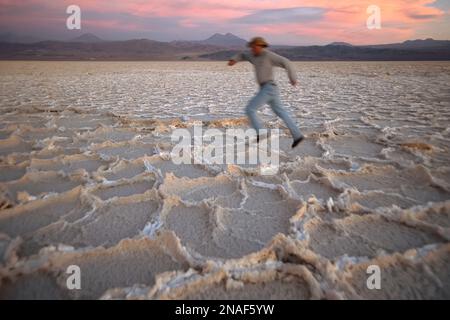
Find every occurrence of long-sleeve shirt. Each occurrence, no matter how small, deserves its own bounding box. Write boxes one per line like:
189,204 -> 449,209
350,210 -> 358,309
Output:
230,49 -> 297,86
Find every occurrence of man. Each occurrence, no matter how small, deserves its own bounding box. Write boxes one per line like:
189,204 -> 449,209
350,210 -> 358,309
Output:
228,36 -> 304,148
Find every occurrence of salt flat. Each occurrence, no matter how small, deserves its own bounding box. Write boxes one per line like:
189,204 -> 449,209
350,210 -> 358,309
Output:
0,61 -> 449,299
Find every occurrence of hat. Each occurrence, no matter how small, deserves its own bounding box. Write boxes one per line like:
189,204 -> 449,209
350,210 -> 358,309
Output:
247,37 -> 269,48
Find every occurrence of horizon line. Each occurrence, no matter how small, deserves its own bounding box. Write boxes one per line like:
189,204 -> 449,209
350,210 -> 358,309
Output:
2,32 -> 450,47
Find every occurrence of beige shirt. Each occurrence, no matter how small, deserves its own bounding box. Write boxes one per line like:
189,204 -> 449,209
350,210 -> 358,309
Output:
231,49 -> 297,85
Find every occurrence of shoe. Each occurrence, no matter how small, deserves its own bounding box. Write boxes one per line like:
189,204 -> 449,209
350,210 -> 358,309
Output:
256,134 -> 266,143
292,136 -> 304,148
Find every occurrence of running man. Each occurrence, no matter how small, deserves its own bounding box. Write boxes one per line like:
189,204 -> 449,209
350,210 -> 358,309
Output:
228,36 -> 304,148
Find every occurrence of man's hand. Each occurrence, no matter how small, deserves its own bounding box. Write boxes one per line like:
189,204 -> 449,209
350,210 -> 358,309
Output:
290,80 -> 298,86
228,60 -> 237,66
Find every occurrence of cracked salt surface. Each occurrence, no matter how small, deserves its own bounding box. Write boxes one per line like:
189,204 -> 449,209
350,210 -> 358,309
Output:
0,61 -> 449,299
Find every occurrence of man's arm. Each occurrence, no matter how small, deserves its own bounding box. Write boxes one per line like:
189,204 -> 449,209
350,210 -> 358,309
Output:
228,52 -> 247,66
269,52 -> 298,85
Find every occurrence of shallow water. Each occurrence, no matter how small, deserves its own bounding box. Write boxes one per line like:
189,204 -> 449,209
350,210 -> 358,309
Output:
0,61 -> 449,299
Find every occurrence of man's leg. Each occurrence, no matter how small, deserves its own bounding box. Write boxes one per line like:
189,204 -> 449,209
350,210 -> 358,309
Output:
268,86 -> 303,140
245,86 -> 270,135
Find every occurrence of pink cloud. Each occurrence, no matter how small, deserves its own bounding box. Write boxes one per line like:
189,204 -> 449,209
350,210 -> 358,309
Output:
0,0 -> 448,43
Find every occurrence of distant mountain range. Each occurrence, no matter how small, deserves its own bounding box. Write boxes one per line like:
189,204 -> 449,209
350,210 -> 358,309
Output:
0,33 -> 449,61
70,33 -> 105,43
328,42 -> 353,47
168,32 -> 247,52
201,33 -> 247,47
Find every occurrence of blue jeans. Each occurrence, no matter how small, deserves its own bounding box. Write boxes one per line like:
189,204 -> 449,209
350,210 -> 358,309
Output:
245,82 -> 303,140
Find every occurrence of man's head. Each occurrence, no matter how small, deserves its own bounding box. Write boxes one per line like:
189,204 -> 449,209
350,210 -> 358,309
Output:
248,37 -> 268,56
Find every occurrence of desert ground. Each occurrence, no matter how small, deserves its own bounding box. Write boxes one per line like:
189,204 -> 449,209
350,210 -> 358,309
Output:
0,61 -> 449,299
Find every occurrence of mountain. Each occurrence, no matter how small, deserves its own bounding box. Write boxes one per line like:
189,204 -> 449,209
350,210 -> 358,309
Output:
401,38 -> 449,48
0,36 -> 449,61
0,38 -> 223,60
201,38 -> 450,61
201,33 -> 247,47
202,43 -> 450,61
366,38 -> 450,50
328,42 -> 353,47
171,33 -> 247,48
70,33 -> 104,43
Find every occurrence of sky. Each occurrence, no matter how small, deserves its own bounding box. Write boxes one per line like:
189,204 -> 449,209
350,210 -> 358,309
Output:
1,0 -> 450,45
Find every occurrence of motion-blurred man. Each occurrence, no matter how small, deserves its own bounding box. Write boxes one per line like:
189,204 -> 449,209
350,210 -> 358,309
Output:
228,36 -> 304,148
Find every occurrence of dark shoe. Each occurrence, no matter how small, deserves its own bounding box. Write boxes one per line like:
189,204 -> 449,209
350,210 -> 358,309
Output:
256,134 -> 266,143
292,136 -> 304,148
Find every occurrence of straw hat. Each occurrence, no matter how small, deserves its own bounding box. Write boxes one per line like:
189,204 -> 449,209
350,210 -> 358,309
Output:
247,36 -> 269,47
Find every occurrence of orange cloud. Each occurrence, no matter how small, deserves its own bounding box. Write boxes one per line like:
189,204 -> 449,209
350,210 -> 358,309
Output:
0,0 -> 447,44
